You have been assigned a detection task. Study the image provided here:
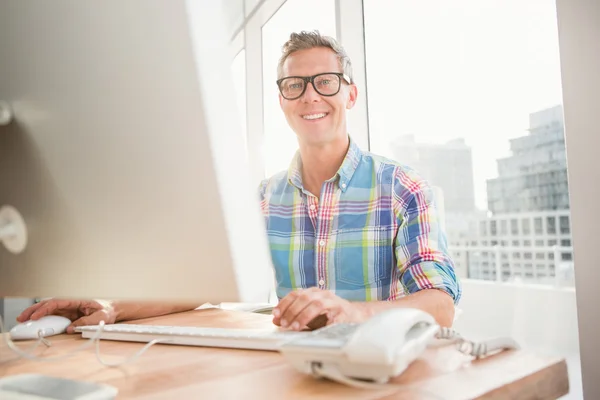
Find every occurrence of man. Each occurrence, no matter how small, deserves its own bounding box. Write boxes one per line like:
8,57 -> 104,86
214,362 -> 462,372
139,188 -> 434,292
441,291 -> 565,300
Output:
260,31 -> 460,331
17,31 -> 460,333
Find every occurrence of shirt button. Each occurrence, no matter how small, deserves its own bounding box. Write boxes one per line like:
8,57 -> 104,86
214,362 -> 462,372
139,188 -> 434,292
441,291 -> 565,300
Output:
341,183 -> 347,189
318,279 -> 325,286
309,204 -> 316,211
319,240 -> 326,246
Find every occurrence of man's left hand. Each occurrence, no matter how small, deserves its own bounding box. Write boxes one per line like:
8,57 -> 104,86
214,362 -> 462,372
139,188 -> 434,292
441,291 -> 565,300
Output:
272,287 -> 369,331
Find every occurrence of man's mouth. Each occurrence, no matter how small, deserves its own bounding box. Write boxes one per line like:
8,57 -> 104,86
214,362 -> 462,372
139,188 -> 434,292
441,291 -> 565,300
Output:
301,112 -> 329,121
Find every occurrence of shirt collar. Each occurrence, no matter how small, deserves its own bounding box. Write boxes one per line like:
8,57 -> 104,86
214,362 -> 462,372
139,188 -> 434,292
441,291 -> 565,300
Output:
287,136 -> 362,193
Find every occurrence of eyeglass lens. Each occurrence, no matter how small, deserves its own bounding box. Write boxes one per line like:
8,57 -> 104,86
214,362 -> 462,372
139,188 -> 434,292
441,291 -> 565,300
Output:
279,73 -> 341,99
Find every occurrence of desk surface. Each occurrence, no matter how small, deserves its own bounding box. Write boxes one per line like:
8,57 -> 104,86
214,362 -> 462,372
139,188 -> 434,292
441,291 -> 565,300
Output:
0,308 -> 569,399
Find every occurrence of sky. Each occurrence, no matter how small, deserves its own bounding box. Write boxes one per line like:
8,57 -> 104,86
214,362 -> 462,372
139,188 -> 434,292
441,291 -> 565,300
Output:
248,0 -> 564,210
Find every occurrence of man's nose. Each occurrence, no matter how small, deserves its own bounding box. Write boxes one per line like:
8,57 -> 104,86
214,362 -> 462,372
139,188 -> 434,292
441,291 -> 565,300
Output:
301,82 -> 321,103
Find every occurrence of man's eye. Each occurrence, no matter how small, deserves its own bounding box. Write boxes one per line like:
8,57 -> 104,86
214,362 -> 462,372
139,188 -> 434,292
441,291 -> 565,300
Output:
316,79 -> 331,86
288,83 -> 303,90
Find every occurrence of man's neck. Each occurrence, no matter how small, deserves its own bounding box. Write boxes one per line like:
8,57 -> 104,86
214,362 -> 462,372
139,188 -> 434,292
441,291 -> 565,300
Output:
299,134 -> 349,198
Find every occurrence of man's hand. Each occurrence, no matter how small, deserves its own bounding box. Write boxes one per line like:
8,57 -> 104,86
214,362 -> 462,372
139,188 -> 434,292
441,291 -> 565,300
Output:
273,288 -> 369,331
17,299 -> 117,334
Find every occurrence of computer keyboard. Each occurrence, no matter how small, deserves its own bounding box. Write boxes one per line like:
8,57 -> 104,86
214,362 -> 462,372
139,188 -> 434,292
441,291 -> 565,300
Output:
75,323 -> 359,351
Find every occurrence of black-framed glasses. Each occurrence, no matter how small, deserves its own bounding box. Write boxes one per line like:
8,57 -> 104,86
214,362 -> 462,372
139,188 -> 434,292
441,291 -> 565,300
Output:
276,72 -> 352,100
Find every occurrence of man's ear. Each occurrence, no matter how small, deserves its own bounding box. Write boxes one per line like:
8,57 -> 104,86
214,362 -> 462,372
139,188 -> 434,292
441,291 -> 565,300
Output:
279,93 -> 284,109
346,84 -> 358,109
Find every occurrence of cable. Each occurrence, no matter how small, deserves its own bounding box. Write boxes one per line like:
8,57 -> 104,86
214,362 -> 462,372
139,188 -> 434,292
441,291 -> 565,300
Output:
94,338 -> 171,367
0,315 -> 106,362
435,327 -> 520,358
0,315 -> 167,367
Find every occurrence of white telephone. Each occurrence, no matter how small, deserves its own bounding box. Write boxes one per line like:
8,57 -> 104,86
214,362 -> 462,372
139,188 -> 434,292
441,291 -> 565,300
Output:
279,308 -> 440,385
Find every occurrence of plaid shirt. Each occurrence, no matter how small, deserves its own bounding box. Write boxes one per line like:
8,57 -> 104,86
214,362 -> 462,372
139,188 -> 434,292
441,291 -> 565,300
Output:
259,137 -> 461,304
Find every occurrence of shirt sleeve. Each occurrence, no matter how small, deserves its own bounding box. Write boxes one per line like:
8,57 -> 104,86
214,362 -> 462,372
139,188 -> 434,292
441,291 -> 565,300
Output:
391,167 -> 462,304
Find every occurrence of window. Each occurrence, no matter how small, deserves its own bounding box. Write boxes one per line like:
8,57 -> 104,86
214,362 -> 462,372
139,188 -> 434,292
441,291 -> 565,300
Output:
294,1 -> 582,394
560,216 -> 570,234
522,219 -> 531,235
511,219 -> 519,234
261,0 -> 336,177
364,0 -> 565,217
534,217 -> 543,235
500,220 -> 508,235
547,216 -> 556,234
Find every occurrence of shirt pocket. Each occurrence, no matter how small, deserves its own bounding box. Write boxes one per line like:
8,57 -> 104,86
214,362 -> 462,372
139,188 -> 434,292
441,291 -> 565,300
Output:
333,226 -> 395,286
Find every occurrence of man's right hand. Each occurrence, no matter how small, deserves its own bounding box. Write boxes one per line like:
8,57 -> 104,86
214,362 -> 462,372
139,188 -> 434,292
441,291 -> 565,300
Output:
16,299 -> 117,334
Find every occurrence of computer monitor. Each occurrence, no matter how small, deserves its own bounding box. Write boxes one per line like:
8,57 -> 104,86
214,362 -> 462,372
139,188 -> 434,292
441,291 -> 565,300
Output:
0,1 -> 275,303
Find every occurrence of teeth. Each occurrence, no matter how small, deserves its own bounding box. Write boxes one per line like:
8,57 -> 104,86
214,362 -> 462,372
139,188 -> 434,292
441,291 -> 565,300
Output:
303,113 -> 327,120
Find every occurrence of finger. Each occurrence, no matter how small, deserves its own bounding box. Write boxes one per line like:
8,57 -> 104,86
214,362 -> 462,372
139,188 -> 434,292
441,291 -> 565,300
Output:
30,299 -> 78,320
272,291 -> 301,325
287,299 -> 331,331
273,287 -> 322,324
67,310 -> 110,334
280,291 -> 325,330
16,301 -> 46,322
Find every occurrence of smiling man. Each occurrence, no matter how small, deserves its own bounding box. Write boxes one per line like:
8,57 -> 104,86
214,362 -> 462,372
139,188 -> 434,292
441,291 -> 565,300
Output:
261,31 -> 461,330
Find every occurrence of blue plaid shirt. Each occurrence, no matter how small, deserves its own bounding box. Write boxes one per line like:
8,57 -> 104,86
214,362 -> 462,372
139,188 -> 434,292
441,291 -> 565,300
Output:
259,137 -> 461,304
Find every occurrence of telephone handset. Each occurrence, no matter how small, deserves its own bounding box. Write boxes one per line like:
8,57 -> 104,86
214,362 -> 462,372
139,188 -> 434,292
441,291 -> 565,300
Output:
279,308 -> 440,385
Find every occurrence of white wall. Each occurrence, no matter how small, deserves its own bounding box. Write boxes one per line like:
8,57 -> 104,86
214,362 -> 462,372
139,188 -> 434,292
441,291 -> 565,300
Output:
454,279 -> 580,356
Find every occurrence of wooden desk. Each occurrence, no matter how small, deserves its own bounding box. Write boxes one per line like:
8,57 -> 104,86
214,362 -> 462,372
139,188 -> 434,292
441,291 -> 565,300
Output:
0,309 -> 569,399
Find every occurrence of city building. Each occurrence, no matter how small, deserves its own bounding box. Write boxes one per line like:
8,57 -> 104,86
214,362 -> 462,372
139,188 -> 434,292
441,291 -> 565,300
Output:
449,105 -> 574,286
451,210 -> 574,285
390,135 -> 476,213
487,105 -> 569,214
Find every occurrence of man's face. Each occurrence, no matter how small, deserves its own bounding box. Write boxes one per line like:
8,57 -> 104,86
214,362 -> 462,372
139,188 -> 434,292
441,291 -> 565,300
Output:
279,47 -> 357,147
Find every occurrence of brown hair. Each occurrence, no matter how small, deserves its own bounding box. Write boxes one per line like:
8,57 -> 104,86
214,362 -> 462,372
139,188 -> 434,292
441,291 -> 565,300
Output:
277,30 -> 353,82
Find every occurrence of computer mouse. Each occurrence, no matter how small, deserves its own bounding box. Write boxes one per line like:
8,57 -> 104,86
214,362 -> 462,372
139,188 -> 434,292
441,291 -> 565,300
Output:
9,315 -> 72,340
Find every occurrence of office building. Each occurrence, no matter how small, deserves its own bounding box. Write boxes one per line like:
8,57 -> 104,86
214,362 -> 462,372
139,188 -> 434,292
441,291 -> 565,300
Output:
451,210 -> 574,285
487,105 -> 569,214
450,105 -> 574,285
390,135 -> 476,213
